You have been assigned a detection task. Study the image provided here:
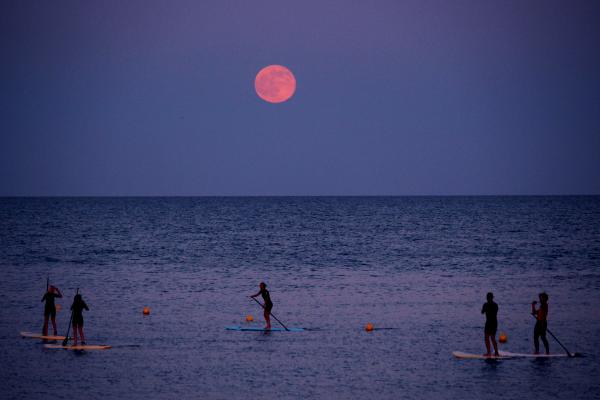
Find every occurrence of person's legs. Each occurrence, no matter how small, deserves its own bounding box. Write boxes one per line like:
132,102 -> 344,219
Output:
540,322 -> 549,354
72,324 -> 78,346
50,315 -> 57,336
78,326 -> 85,344
484,333 -> 491,356
541,334 -> 549,354
264,309 -> 271,329
42,315 -> 49,336
534,323 -> 540,354
491,335 -> 499,356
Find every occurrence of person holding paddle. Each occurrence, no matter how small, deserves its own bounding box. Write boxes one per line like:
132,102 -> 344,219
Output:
41,285 -> 63,336
250,282 -> 273,330
532,292 -> 550,354
481,292 -> 500,357
70,293 -> 89,345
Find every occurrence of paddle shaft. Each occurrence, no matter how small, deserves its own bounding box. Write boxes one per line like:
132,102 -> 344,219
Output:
62,288 -> 79,346
251,297 -> 289,331
531,313 -> 572,357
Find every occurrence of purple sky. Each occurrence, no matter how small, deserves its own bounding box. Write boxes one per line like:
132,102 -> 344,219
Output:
1,0 -> 599,195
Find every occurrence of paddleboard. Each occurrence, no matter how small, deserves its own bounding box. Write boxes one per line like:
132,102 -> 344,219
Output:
453,350 -> 578,359
452,351 -> 513,360
44,344 -> 112,350
20,331 -> 67,341
226,325 -> 305,332
499,351 -> 579,358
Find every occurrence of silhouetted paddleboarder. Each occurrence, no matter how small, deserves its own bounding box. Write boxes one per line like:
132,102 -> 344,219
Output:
250,282 -> 273,330
481,292 -> 499,357
70,293 -> 89,345
532,292 -> 550,354
42,285 -> 63,336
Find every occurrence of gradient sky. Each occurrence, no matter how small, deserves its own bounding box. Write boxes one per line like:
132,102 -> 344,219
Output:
1,0 -> 599,195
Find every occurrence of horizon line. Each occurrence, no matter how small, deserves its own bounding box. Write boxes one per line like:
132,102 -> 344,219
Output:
1,194 -> 599,198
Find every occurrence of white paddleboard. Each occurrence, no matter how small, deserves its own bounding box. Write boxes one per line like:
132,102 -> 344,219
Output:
44,344 -> 112,350
453,350 -> 577,359
21,331 -> 67,341
452,351 -> 513,360
226,325 -> 305,332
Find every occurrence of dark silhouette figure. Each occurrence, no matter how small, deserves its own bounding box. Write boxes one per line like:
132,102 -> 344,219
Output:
251,282 -> 273,329
532,292 -> 550,354
41,285 -> 62,336
70,293 -> 89,345
481,292 -> 499,357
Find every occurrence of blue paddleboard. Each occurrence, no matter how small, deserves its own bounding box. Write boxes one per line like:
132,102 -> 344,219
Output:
226,325 -> 305,332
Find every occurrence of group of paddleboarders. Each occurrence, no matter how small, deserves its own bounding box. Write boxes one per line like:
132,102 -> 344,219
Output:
41,281 -> 553,354
41,284 -> 89,345
40,282 -> 270,343
482,291 -> 550,357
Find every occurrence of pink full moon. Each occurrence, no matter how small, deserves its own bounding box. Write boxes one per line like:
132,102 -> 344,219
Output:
254,65 -> 296,103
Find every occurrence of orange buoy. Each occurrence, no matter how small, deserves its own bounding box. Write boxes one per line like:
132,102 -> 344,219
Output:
55,304 -> 62,312
499,333 -> 507,343
245,315 -> 254,322
365,323 -> 374,332
143,307 -> 151,315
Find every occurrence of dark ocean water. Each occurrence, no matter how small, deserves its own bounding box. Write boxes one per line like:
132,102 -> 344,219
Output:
1,197 -> 599,400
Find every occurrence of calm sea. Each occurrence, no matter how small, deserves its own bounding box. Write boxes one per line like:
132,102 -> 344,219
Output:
1,197 -> 599,399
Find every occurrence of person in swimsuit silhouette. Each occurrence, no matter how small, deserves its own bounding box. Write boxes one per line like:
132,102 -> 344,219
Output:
532,292 -> 549,354
70,293 -> 89,345
251,282 -> 273,330
42,285 -> 63,336
481,292 -> 500,357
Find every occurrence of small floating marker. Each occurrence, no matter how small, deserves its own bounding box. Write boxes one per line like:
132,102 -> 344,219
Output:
56,304 -> 62,312
245,315 -> 254,322
143,307 -> 151,315
365,323 -> 374,332
499,333 -> 507,343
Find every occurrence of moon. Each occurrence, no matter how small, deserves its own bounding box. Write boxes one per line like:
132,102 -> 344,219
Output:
254,65 -> 296,103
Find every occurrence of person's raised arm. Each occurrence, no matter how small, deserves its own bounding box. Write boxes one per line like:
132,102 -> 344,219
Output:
250,291 -> 260,298
83,301 -> 89,311
41,293 -> 47,302
55,288 -> 63,298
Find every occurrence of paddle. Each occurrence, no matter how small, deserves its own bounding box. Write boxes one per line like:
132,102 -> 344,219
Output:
251,297 -> 289,331
62,288 -> 79,346
530,313 -> 574,357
